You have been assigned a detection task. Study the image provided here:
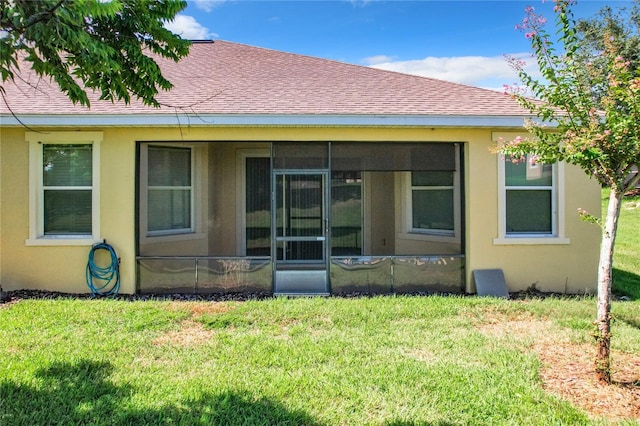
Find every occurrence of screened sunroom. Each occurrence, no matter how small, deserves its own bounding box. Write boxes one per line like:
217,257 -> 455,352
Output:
136,141 -> 465,295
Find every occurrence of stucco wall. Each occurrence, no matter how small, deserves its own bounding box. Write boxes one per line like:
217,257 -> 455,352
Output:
0,125 -> 601,294
465,131 -> 601,293
0,127 -> 137,293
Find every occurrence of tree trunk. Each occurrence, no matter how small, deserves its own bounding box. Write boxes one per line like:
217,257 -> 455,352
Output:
595,188 -> 624,384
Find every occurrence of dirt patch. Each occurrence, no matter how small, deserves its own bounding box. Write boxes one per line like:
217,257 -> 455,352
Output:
152,320 -> 215,347
477,311 -> 553,339
536,340 -> 640,421
477,311 -> 640,422
153,302 -> 236,347
166,300 -> 236,317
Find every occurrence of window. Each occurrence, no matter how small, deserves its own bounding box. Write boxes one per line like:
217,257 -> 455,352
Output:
505,155 -> 553,234
146,145 -> 193,236
139,142 -> 207,250
495,153 -> 570,245
27,132 -> 101,245
409,171 -> 455,235
400,143 -> 461,243
42,144 -> 93,235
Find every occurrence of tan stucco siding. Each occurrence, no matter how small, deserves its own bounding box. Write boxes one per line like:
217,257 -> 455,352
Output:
1,129 -> 31,290
0,125 -> 601,294
0,128 -> 137,293
464,131 -> 601,293
98,129 -> 137,293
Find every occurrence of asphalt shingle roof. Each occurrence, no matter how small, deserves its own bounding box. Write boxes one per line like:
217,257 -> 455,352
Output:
1,40 -> 528,118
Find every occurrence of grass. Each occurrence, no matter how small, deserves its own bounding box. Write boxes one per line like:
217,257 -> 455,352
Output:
2,295 -> 639,425
0,191 -> 637,425
605,188 -> 640,298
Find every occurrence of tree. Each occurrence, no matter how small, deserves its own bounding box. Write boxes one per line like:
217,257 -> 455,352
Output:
502,0 -> 640,383
576,0 -> 640,74
574,0 -> 640,106
0,0 -> 191,108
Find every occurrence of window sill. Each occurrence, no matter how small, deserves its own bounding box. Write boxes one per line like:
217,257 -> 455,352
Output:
141,232 -> 206,244
398,232 -> 459,244
26,236 -> 102,247
493,236 -> 571,245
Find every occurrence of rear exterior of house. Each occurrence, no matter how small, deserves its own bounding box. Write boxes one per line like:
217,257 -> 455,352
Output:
0,41 -> 601,296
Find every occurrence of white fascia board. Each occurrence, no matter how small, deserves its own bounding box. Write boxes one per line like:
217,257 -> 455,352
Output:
0,113 -> 534,128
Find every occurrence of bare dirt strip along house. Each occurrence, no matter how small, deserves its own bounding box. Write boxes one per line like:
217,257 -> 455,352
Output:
0,41 -> 601,296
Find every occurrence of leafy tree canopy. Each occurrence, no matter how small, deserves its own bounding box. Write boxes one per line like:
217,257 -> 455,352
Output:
576,0 -> 640,73
573,0 -> 640,105
0,0 -> 191,108
505,0 -> 640,194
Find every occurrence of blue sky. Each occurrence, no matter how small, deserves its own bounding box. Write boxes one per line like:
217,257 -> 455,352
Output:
165,0 -> 632,91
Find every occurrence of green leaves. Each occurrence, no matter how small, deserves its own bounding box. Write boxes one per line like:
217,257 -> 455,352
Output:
0,0 -> 191,107
503,0 -> 640,193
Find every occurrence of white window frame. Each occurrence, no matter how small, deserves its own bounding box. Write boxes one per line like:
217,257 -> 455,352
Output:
140,143 -> 205,243
147,145 -> 194,236
399,144 -> 461,244
494,154 -> 570,245
26,131 -> 102,246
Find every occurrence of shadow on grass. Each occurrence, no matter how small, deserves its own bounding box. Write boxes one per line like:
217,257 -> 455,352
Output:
613,268 -> 640,300
615,315 -> 640,334
0,360 -> 321,425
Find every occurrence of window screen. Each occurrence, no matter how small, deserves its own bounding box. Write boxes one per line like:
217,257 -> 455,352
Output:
147,146 -> 192,234
411,171 -> 455,233
504,156 -> 554,234
273,142 -> 328,169
331,171 -> 362,256
332,143 -> 455,171
42,144 -> 93,235
246,157 -> 271,256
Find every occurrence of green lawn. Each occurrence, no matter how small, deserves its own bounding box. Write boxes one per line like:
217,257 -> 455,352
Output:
2,293 -> 639,425
0,191 -> 637,425
607,189 -> 640,298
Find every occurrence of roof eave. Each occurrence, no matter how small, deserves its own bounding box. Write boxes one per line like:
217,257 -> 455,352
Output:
0,113 -> 537,128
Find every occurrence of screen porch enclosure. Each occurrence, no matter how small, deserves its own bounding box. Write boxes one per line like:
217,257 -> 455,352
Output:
136,141 -> 464,295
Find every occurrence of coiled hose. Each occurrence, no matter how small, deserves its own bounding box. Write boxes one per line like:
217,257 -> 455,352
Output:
86,241 -> 120,296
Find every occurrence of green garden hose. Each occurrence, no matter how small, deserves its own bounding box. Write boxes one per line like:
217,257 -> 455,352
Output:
86,241 -> 120,296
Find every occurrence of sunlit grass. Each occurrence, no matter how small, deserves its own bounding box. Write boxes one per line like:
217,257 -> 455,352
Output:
2,295 -> 638,425
602,188 -> 640,298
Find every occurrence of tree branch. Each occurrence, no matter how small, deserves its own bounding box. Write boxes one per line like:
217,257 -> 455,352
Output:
0,86 -> 41,132
12,0 -> 67,34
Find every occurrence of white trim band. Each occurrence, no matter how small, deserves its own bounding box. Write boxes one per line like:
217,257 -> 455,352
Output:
1,113 -> 534,128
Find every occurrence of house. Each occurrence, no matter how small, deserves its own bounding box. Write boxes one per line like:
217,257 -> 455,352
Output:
0,40 -> 601,296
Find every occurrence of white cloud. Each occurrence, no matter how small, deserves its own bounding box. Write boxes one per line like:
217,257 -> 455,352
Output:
165,14 -> 217,40
368,53 -> 540,92
362,55 -> 396,65
191,0 -> 227,13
